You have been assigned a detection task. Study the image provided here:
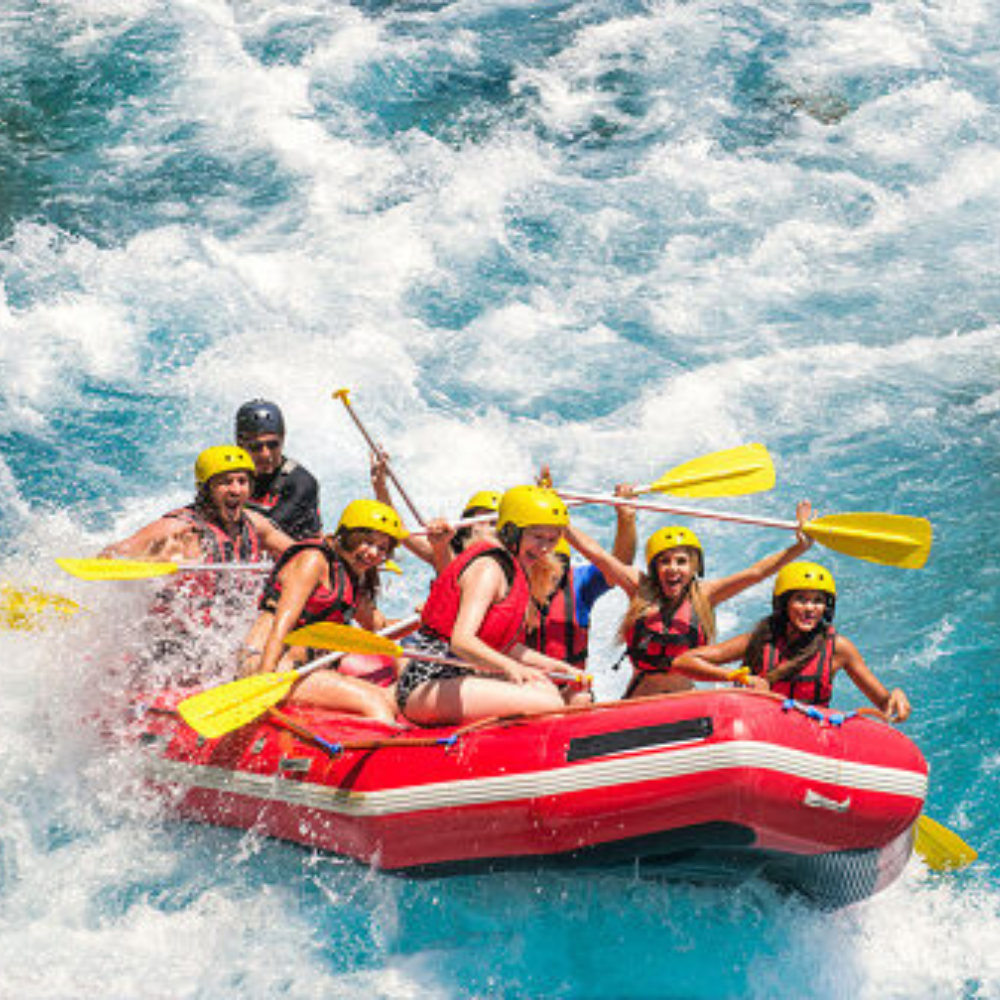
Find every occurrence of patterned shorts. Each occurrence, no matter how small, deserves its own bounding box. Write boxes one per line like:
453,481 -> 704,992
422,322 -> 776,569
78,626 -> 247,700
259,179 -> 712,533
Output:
394,629 -> 474,711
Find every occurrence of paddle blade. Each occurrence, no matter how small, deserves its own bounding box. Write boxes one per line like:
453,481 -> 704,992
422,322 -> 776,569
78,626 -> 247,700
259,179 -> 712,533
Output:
647,444 -> 775,498
178,671 -> 298,739
803,513 -> 933,569
914,815 -> 978,872
0,585 -> 81,630
286,622 -> 403,658
56,558 -> 179,581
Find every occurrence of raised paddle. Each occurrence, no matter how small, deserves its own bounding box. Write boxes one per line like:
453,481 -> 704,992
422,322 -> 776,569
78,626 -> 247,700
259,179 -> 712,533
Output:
0,584 -> 83,630
333,387 -> 428,527
404,445 -> 779,538
633,443 -> 775,498
914,814 -> 978,872
557,491 -> 933,569
177,614 -> 422,739
56,558 -> 272,581
287,621 -> 593,689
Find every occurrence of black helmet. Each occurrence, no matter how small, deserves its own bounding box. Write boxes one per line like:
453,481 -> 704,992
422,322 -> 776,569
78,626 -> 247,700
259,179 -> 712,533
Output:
235,399 -> 285,440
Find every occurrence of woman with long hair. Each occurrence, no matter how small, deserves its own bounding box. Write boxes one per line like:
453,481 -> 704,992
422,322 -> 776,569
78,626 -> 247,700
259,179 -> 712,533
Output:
672,561 -> 911,719
395,485 -> 580,725
565,502 -> 813,698
241,498 -> 407,723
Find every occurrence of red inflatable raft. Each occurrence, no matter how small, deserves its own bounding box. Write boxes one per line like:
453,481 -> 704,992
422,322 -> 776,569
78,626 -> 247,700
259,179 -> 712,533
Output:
132,688 -> 927,908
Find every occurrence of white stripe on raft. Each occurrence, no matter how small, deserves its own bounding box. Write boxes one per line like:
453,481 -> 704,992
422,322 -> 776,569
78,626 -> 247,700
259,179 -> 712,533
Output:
143,739 -> 928,819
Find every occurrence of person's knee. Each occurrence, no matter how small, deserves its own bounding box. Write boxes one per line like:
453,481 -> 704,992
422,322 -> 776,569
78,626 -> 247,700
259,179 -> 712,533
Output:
527,686 -> 564,711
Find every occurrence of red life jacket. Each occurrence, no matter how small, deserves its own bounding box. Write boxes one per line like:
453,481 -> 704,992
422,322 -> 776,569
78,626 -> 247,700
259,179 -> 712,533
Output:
751,627 -> 837,706
152,503 -> 263,627
525,568 -> 589,665
259,540 -> 358,627
625,597 -> 706,674
247,457 -> 297,514
420,541 -> 529,652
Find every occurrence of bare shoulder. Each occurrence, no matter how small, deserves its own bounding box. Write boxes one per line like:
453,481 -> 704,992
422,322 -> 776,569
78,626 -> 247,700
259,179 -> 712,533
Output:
833,632 -> 861,655
832,632 -> 865,668
459,551 -> 506,591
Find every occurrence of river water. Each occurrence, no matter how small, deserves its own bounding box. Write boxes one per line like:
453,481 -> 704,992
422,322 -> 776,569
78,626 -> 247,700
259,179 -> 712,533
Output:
1,0 -> 999,996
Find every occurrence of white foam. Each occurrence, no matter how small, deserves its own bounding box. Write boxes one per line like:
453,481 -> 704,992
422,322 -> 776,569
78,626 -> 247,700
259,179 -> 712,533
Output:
3,0 -> 1000,991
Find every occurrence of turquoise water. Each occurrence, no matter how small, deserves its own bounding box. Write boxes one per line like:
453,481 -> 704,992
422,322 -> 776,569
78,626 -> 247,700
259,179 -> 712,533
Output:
2,0 -> 999,995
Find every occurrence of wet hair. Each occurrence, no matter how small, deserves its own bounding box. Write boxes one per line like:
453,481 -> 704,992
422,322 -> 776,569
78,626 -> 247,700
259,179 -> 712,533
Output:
498,521 -> 521,553
743,601 -> 832,687
449,528 -> 471,554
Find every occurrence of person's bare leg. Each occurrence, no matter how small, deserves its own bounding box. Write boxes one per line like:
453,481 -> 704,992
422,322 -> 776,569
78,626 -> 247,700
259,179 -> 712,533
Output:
404,675 -> 563,726
289,671 -> 398,725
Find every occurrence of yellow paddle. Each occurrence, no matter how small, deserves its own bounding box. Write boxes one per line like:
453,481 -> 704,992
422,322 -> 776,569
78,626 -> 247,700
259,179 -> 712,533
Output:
634,443 -> 775,498
0,584 -> 82,630
408,445 -> 778,538
914,814 -> 977,872
56,558 -> 271,581
557,491 -> 933,569
288,621 -> 593,689
177,614 -> 421,739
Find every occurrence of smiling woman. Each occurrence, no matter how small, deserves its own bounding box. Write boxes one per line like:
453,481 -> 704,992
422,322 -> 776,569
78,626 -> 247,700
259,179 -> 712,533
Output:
239,498 -> 407,723
562,502 -> 815,700
673,562 -> 912,721
3,0 -> 999,991
395,485 -> 581,725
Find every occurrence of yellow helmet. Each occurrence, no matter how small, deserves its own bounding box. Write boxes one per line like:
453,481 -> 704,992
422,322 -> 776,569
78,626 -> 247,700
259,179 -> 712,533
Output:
773,561 -> 836,599
645,526 -> 703,573
337,499 -> 409,541
462,489 -> 502,517
195,445 -> 256,486
497,485 -> 569,532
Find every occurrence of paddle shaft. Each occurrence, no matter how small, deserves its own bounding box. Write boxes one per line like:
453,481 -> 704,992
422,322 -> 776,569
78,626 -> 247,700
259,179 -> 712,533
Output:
290,613 -> 421,684
558,490 -> 797,531
175,561 -> 272,573
408,511 -> 495,536
334,389 -> 427,527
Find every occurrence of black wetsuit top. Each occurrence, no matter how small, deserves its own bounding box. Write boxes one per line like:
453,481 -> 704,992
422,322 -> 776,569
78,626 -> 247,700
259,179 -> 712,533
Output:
248,456 -> 322,540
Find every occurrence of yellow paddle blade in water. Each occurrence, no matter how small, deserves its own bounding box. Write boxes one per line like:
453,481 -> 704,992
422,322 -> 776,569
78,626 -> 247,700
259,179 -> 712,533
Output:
0,584 -> 81,630
286,622 -> 403,657
914,815 -> 978,872
648,444 -> 776,498
177,671 -> 300,739
56,557 -> 180,581
803,512 -> 933,569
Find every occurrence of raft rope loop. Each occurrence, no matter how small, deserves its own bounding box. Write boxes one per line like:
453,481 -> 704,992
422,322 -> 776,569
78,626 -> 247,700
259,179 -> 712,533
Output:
781,698 -> 859,727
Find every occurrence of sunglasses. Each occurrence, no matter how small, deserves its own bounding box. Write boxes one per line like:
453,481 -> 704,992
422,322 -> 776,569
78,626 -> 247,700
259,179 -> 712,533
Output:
245,438 -> 282,453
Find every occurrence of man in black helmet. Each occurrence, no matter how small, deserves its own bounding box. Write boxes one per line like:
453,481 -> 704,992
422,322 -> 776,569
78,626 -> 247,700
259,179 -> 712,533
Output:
235,399 -> 323,540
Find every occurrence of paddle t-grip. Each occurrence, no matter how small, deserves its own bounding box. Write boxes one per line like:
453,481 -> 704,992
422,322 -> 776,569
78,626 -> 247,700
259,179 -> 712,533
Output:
332,388 -> 428,526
